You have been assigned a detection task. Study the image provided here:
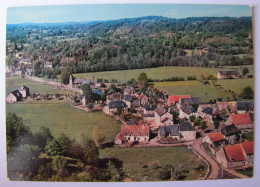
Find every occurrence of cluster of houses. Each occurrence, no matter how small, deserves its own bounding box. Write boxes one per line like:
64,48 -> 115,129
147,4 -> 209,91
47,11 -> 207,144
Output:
6,85 -> 30,103
99,85 -> 254,169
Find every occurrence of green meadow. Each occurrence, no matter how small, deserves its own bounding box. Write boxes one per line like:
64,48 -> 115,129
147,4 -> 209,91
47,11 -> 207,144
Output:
6,99 -> 121,142
100,147 -> 207,181
73,66 -> 242,83
6,77 -> 74,95
154,81 -> 233,102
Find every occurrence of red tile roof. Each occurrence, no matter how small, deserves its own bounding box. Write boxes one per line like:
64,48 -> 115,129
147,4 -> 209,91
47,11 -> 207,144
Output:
240,141 -> 254,155
121,125 -> 150,137
224,144 -> 245,162
231,113 -> 252,125
115,133 -> 125,141
207,132 -> 225,143
168,95 -> 191,104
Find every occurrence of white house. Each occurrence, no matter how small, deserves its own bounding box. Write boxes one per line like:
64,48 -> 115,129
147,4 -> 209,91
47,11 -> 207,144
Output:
179,122 -> 196,141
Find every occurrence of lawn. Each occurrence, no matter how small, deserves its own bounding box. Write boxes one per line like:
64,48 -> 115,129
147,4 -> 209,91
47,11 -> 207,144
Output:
6,77 -> 74,95
100,147 -> 207,181
235,167 -> 254,177
6,99 -> 121,142
153,81 -> 233,102
73,66 -> 243,83
216,78 -> 254,95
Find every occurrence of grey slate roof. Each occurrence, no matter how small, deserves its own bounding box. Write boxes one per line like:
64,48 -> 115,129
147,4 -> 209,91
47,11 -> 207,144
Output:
180,122 -> 195,131
155,106 -> 167,116
10,90 -> 23,99
180,103 -> 196,115
18,85 -> 29,92
221,124 -> 240,136
159,124 -> 179,137
108,101 -> 127,109
125,119 -> 138,125
202,107 -> 213,115
143,104 -> 156,111
237,102 -> 254,111
181,97 -> 202,105
123,94 -> 134,102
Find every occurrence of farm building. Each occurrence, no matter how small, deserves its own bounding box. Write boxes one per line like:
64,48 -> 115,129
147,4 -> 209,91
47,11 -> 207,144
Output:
217,71 -> 240,79
154,106 -> 173,126
221,124 -> 240,144
103,100 -> 127,115
179,103 -> 197,119
137,93 -> 149,106
216,141 -> 254,168
237,101 -> 254,113
202,132 -> 226,147
44,61 -> 53,68
6,90 -> 23,103
114,124 -> 150,144
122,94 -> 135,108
18,85 -> 30,98
217,101 -> 237,115
106,93 -> 124,104
225,113 -> 253,130
179,122 -> 196,141
158,124 -> 180,139
198,107 -> 214,123
124,86 -> 135,96
167,95 -> 191,106
69,75 -> 94,89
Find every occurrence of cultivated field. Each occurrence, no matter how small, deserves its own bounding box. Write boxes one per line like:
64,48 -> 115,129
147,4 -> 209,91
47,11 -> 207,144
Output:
6,99 -> 121,142
73,66 -> 243,83
6,77 -> 74,95
100,147 -> 207,181
153,81 -> 233,102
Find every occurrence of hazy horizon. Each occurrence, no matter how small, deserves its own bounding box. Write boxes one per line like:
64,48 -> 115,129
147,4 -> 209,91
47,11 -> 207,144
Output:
7,4 -> 252,24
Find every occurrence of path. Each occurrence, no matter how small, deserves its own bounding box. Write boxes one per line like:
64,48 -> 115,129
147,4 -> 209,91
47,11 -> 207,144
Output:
25,75 -> 81,93
192,137 -> 220,179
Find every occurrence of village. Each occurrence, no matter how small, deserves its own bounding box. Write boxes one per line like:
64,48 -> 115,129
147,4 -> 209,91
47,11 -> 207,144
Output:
6,58 -> 254,179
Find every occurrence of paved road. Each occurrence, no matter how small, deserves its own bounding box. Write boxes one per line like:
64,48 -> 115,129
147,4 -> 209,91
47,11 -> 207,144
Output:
193,137 -> 220,180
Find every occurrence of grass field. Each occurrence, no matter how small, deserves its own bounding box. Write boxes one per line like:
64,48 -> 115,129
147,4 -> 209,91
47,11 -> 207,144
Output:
153,81 -> 233,102
73,66 -> 244,83
100,147 -> 207,181
6,99 -> 121,142
217,78 -> 254,95
6,77 -> 74,95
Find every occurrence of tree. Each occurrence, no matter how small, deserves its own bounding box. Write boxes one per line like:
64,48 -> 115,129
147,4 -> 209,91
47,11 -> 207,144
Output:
242,67 -> 249,75
6,113 -> 30,148
158,164 -> 174,180
137,72 -> 148,88
106,161 -> 122,182
200,120 -> 207,130
52,155 -> 68,175
45,139 -> 64,156
93,126 -> 106,147
87,103 -> 94,111
34,127 -> 54,149
80,135 -> 99,165
82,83 -> 93,102
214,120 -> 220,129
60,71 -> 70,84
240,86 -> 254,99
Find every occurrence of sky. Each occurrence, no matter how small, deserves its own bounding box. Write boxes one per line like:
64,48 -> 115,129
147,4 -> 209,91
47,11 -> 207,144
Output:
7,4 -> 252,24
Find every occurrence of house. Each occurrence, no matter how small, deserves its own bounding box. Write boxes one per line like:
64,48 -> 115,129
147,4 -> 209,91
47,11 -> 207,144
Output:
217,101 -> 237,115
225,113 -> 253,130
237,101 -> 254,113
154,106 -> 173,126
44,61 -> 53,68
106,93 -> 124,104
6,90 -> 23,103
18,59 -> 31,65
92,88 -> 104,96
69,75 -> 94,89
142,114 -> 155,122
122,95 -> 135,108
143,104 -> 156,115
103,101 -> 127,115
198,107 -> 214,123
221,124 -> 240,144
197,104 -> 218,114
217,71 -> 240,79
179,103 -> 197,119
114,124 -> 150,144
202,132 -> 226,147
18,85 -> 30,98
158,124 -> 180,139
137,93 -> 149,106
179,122 -> 196,141
216,141 -> 254,168
167,95 -> 191,106
124,86 -> 135,96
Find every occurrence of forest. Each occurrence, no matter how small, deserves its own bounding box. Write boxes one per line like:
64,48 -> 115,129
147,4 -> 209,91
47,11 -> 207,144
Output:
6,16 -> 253,76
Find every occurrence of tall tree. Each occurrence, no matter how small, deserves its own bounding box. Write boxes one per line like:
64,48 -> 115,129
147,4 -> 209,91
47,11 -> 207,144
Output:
93,126 -> 106,147
137,72 -> 148,88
